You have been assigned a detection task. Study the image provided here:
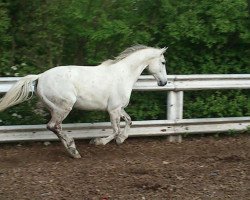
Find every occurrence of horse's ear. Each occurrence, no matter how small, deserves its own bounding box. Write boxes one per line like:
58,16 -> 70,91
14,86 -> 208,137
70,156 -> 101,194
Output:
161,47 -> 168,54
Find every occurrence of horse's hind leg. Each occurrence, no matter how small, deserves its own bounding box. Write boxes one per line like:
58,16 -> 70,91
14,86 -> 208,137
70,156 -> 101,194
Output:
36,76 -> 80,158
47,109 -> 81,159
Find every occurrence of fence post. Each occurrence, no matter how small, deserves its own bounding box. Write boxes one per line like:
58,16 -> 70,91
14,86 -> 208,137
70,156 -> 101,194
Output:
167,91 -> 183,142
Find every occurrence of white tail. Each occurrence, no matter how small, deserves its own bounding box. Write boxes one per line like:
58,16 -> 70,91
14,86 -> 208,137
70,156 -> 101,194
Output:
0,75 -> 40,111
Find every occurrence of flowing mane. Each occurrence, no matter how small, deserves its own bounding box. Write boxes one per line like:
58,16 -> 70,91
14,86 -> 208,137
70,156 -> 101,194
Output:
114,45 -> 150,62
100,45 -> 156,66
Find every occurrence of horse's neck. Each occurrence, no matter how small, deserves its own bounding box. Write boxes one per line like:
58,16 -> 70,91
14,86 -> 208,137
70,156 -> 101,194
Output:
119,49 -> 158,85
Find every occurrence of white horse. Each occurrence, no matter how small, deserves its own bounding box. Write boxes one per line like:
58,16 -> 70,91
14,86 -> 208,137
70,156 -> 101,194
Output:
0,45 -> 168,158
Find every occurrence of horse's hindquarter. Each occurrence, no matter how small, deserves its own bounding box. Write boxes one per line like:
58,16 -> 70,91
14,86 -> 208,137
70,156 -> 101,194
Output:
37,66 -> 79,111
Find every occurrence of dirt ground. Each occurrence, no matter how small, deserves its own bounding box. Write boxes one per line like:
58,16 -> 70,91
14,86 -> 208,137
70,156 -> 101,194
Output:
0,134 -> 249,200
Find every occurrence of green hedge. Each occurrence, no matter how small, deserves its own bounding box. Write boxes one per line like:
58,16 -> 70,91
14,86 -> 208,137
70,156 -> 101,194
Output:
0,0 -> 249,125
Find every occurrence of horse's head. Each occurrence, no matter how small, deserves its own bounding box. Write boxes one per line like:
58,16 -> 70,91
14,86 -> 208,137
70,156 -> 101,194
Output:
147,47 -> 168,86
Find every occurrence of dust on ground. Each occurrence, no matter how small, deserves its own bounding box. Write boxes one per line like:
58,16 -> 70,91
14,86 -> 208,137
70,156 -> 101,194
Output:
0,134 -> 249,200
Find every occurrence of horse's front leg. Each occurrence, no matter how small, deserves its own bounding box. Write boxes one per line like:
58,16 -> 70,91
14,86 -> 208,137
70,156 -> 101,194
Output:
90,108 -> 121,145
116,109 -> 131,144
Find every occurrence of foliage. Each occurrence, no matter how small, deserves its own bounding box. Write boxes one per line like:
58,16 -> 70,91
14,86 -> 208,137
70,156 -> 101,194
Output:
0,0 -> 249,125
0,1 -> 12,76
127,92 -> 167,120
184,90 -> 250,118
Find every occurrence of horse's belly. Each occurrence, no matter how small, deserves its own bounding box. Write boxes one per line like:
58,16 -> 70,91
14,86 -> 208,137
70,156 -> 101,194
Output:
74,96 -> 108,111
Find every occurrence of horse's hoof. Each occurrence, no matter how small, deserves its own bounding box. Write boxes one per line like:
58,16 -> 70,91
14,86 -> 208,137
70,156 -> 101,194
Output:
116,137 -> 124,145
89,138 -> 105,145
89,138 -> 95,144
72,153 -> 81,159
68,148 -> 81,159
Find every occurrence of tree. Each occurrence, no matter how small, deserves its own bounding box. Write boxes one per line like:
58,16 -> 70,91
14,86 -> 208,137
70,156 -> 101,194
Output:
0,0 -> 249,125
0,1 -> 12,76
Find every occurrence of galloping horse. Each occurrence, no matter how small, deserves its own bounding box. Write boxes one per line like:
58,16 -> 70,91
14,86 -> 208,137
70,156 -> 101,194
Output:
0,45 -> 168,158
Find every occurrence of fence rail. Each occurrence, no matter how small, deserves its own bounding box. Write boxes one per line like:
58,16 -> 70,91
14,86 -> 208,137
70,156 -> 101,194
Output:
0,117 -> 249,142
1,74 -> 250,93
0,74 -> 250,142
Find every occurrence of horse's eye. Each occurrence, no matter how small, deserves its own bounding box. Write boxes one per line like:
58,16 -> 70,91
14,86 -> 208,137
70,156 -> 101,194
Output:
162,61 -> 166,65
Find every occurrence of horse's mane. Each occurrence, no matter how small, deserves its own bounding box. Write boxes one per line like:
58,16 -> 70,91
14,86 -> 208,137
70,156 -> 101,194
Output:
100,45 -> 155,66
114,45 -> 150,62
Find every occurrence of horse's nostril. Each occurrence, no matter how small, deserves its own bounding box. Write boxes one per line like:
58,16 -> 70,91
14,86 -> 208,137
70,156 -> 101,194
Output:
158,81 -> 167,86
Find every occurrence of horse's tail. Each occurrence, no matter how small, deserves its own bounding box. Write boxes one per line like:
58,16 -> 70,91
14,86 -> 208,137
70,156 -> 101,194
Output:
0,74 -> 40,112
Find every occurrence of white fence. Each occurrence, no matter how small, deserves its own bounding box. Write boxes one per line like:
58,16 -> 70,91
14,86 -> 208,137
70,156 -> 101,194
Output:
0,74 -> 250,142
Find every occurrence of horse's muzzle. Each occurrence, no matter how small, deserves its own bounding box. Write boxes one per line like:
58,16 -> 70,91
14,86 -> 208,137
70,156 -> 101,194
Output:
158,80 -> 167,86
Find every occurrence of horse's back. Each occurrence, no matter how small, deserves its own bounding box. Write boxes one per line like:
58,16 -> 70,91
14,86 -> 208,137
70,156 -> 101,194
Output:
36,65 -> 112,111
